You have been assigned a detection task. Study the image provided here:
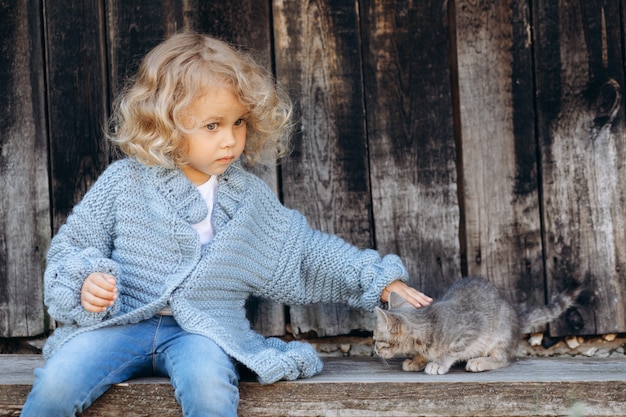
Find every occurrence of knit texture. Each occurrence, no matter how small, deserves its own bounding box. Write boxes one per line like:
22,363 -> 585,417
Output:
43,158 -> 409,384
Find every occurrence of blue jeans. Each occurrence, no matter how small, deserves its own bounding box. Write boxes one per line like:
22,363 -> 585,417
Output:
21,316 -> 239,416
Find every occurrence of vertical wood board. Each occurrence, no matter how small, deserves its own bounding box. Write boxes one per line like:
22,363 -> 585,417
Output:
44,0 -> 111,232
0,0 -> 49,337
455,0 -> 545,314
273,0 -> 375,336
106,1 -> 200,104
533,0 -> 626,335
360,0 -> 461,299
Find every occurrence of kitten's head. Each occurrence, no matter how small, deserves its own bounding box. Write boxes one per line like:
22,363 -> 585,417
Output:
374,292 -> 428,358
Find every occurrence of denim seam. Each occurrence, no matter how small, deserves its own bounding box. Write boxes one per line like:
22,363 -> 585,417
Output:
152,315 -> 163,372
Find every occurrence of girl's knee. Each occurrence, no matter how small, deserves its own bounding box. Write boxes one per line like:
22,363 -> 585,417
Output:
31,366 -> 76,400
163,333 -> 240,415
175,372 -> 239,417
171,356 -> 239,416
22,368 -> 82,416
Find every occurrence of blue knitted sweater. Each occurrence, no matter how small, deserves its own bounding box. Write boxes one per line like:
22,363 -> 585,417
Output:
43,158 -> 408,384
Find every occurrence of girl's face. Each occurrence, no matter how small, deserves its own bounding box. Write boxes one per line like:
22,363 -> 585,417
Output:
179,86 -> 248,185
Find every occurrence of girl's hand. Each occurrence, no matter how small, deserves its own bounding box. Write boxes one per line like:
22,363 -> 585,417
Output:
81,272 -> 118,313
381,280 -> 432,308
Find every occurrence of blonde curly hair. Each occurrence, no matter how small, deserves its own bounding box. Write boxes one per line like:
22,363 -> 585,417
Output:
107,32 -> 293,167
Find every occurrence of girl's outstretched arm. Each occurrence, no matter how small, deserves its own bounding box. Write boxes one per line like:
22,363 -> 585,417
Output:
255,211 -> 429,312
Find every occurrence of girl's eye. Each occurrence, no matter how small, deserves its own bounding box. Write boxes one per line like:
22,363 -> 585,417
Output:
205,123 -> 218,131
234,118 -> 245,127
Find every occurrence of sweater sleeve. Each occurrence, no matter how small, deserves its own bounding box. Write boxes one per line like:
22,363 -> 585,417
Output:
256,209 -> 409,311
44,161 -> 127,326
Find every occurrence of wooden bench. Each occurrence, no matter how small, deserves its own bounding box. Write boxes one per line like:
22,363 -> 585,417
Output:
2,354 -> 626,416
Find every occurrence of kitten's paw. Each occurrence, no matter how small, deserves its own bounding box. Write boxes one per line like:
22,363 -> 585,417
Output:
466,357 -> 508,372
402,357 -> 427,372
424,362 -> 450,375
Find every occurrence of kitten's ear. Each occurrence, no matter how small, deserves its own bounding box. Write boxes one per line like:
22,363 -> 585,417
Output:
375,306 -> 390,326
388,291 -> 410,310
375,307 -> 402,333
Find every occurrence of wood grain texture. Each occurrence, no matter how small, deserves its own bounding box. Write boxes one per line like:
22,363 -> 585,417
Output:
45,0 -> 111,233
454,0 -> 545,315
533,0 -> 626,336
106,0 -> 199,100
360,0 -> 461,299
273,0 -> 375,336
0,0 -> 49,337
3,355 -> 626,416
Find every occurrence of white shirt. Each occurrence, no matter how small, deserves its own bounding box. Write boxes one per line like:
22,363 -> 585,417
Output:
191,175 -> 218,245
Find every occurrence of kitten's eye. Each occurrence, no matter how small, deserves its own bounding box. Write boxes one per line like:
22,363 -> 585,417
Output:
205,123 -> 218,131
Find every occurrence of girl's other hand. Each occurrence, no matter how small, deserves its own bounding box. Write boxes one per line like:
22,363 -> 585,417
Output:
81,273 -> 118,312
381,280 -> 432,308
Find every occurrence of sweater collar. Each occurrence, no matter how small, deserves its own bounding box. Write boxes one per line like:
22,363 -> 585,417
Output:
147,160 -> 246,225
151,165 -> 207,224
213,161 -> 247,231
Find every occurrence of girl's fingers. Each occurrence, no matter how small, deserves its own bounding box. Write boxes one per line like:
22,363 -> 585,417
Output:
382,280 -> 433,308
81,273 -> 118,312
81,295 -> 110,312
404,290 -> 432,308
84,279 -> 117,301
91,273 -> 117,291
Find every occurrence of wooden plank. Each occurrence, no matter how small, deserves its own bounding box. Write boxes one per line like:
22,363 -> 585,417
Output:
3,355 -> 626,416
454,1 -> 545,315
533,0 -> 626,335
0,0 -> 49,337
273,0 -> 375,337
360,0 -> 461,299
44,0 -> 111,232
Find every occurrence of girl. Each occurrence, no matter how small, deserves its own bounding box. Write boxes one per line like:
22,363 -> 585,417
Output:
21,32 -> 432,416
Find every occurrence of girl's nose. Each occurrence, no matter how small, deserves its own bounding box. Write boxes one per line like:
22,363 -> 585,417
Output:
221,128 -> 236,148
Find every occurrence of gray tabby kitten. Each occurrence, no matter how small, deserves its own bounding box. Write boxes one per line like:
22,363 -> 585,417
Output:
374,276 -> 580,375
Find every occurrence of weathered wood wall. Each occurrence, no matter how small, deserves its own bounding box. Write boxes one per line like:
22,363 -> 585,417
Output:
1,0 -> 625,340
0,0 -> 48,338
532,0 -> 626,336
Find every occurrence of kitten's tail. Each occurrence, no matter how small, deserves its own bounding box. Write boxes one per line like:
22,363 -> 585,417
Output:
519,283 -> 582,333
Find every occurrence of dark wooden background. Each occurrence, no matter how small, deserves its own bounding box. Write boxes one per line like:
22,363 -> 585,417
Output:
1,0 -> 625,342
